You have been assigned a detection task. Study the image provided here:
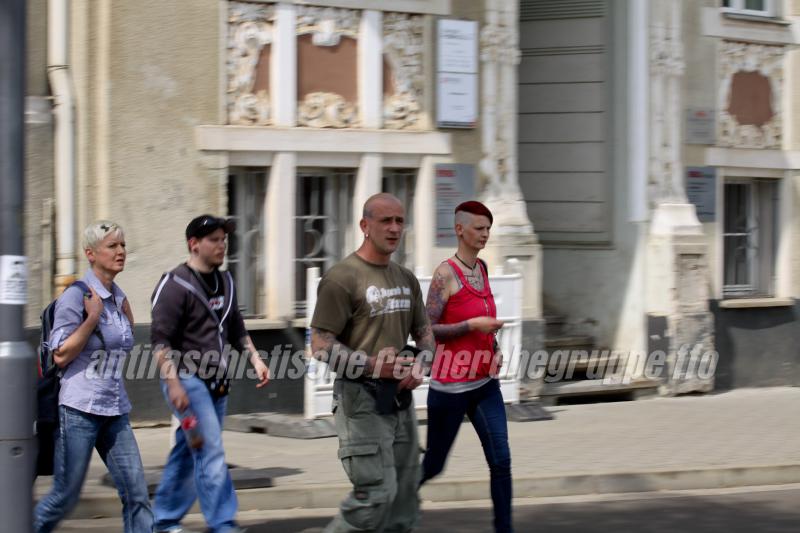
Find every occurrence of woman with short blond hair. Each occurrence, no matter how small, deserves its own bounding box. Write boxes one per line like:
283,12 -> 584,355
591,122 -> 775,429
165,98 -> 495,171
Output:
34,221 -> 153,533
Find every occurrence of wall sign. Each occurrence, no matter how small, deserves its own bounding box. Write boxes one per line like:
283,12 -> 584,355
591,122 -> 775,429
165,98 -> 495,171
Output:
686,107 -> 716,145
686,166 -> 716,222
436,19 -> 478,128
0,255 -> 27,305
435,164 -> 476,247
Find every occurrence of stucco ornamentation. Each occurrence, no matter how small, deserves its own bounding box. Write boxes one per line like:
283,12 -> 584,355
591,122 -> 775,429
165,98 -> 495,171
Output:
227,2 -> 275,125
718,40 -> 784,149
383,13 -> 424,130
298,92 -> 358,128
296,6 -> 359,47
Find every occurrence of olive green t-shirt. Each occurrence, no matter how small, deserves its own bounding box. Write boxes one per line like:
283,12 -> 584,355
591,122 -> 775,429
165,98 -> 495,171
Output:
310,253 -> 428,356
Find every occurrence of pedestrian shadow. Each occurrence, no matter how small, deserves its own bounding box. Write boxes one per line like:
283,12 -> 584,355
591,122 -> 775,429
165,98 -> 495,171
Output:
101,465 -> 303,495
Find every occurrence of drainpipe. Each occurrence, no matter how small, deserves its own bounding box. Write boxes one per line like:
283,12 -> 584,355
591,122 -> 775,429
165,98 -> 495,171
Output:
47,0 -> 76,293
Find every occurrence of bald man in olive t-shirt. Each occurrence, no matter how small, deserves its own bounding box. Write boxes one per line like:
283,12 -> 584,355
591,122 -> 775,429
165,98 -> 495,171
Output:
311,194 -> 436,533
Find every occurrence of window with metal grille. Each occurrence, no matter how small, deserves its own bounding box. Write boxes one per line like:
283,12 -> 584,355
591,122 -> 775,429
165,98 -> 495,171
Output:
227,168 -> 267,317
723,179 -> 778,298
382,169 -> 417,269
721,0 -> 775,17
295,169 -> 355,316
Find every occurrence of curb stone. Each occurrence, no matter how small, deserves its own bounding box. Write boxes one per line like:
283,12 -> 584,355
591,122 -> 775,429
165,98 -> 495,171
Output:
63,463 -> 800,519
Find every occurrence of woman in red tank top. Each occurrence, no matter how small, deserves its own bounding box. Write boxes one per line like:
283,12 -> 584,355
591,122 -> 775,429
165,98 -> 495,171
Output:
420,201 -> 514,533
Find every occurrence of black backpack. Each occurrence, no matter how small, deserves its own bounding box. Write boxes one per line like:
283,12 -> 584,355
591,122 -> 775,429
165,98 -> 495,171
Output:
36,281 -> 104,476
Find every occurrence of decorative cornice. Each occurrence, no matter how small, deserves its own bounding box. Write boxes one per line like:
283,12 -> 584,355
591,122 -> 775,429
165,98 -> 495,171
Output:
298,92 -> 358,128
718,40 -> 784,149
383,13 -> 424,130
227,2 -> 275,126
296,5 -> 359,46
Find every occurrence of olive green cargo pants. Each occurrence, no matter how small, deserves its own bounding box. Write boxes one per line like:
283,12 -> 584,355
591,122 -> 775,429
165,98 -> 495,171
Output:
324,379 -> 421,533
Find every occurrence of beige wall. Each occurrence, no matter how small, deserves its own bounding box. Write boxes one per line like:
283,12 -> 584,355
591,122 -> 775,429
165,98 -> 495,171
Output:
683,0 -> 718,113
25,0 -> 54,326
71,0 -> 223,318
789,41 -> 800,151
26,0 -> 48,96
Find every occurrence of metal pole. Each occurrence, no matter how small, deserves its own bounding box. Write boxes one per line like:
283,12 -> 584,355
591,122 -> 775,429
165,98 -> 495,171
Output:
0,0 -> 37,531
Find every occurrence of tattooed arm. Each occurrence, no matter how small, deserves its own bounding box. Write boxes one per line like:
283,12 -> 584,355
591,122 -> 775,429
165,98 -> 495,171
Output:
411,323 -> 436,372
426,262 -> 471,340
311,328 -> 404,379
426,261 -> 505,341
310,327 -> 366,376
398,320 -> 438,390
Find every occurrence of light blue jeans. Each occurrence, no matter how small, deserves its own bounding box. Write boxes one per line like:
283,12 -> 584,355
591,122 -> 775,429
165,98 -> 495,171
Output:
153,375 -> 239,533
34,405 -> 153,533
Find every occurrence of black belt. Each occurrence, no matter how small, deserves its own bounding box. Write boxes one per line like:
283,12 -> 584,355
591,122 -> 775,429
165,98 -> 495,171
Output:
343,377 -> 412,414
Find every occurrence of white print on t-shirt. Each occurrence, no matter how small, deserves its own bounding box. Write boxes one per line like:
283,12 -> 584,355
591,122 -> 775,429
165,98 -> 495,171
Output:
209,295 -> 224,311
365,285 -> 412,317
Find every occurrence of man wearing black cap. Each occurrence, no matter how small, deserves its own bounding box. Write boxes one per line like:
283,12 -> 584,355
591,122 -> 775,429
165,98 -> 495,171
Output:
150,215 -> 269,533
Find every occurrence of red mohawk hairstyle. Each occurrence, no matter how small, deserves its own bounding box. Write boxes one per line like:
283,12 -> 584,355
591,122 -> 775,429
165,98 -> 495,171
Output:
455,200 -> 493,225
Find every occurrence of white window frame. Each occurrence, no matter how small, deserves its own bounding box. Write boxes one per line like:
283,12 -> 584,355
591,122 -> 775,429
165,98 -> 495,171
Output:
227,167 -> 267,318
722,180 -> 757,297
721,0 -> 776,18
294,168 -> 356,316
722,178 -> 779,298
382,168 -> 417,269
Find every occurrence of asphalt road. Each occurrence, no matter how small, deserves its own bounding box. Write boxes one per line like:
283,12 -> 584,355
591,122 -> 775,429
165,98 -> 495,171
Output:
57,486 -> 800,532
243,487 -> 800,533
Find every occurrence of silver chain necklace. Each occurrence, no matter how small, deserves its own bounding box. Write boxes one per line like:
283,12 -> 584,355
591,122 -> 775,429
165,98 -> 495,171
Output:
193,268 -> 219,294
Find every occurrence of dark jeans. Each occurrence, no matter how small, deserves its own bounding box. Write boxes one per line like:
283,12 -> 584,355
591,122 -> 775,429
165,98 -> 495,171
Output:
421,379 -> 513,533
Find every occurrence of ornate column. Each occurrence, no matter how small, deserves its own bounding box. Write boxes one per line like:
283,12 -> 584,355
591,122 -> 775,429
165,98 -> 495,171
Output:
353,10 -> 382,248
479,0 -> 543,404
266,2 -> 297,319
645,0 -> 714,395
479,0 -> 541,323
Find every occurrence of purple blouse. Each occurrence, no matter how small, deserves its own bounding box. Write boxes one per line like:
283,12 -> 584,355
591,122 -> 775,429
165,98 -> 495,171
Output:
48,268 -> 134,416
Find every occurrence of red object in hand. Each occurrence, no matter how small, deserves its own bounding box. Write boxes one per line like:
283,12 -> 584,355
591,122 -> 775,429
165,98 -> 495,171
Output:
181,412 -> 204,449
181,415 -> 197,431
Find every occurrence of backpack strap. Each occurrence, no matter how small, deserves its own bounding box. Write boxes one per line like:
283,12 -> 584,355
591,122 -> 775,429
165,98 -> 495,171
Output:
151,272 -> 171,310
68,280 -> 107,351
219,271 -> 235,326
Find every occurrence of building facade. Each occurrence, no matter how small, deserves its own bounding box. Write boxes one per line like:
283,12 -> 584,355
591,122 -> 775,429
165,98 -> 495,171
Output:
517,0 -> 800,394
23,0 -> 800,418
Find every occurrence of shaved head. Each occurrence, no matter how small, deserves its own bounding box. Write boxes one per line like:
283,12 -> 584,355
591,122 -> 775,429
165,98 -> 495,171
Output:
455,210 -> 473,226
363,193 -> 403,219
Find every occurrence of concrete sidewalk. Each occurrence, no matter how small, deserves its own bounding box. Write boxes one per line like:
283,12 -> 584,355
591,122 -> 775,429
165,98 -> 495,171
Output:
36,387 -> 800,519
